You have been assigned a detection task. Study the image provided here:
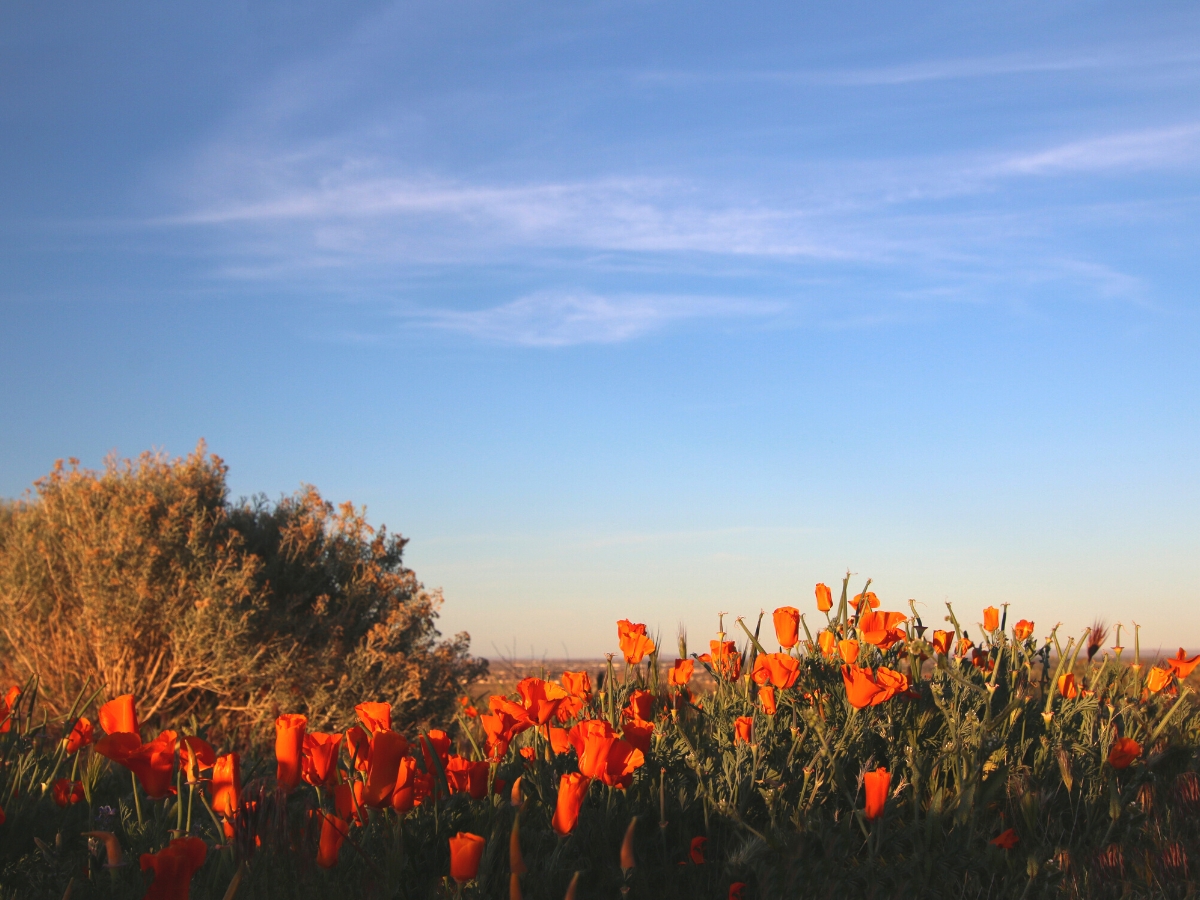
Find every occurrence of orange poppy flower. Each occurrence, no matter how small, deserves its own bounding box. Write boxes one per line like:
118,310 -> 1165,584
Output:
420,729 -> 452,773
1057,673 -> 1079,700
931,630 -> 952,655
1013,619 -> 1035,641
0,686 -> 20,733
562,670 -> 593,699
956,638 -> 974,657
445,755 -> 491,800
1167,648 -> 1200,680
458,696 -> 479,718
1108,736 -> 1141,769
547,726 -> 573,755
1145,667 -> 1172,694
668,659 -> 695,686
571,719 -> 644,788
851,591 -> 880,610
773,606 -> 801,648
65,717 -> 94,754
818,630 -> 837,657
211,753 -> 240,818
734,716 -> 753,744
180,736 -> 215,783
275,714 -> 307,791
841,665 -> 882,708
517,678 -> 569,726
624,689 -> 654,723
990,828 -> 1019,849
729,883 -> 746,900
552,771 -> 591,835
758,686 -> 777,715
301,732 -> 343,787
815,583 -> 833,613
364,730 -> 410,807
699,640 -> 742,680
52,778 -> 84,807
392,756 -> 432,812
97,729 -> 178,799
750,652 -> 799,689
480,714 -> 513,761
449,832 -> 486,884
316,813 -> 348,868
874,666 -> 910,702
622,720 -> 653,755
863,766 -> 889,821
345,725 -> 372,772
556,694 -> 586,723
858,610 -> 907,649
140,836 -> 207,900
354,702 -> 391,734
983,606 -> 1000,632
98,694 -> 138,735
689,836 -> 707,864
838,639 -> 860,664
617,620 -> 656,664
335,780 -> 367,826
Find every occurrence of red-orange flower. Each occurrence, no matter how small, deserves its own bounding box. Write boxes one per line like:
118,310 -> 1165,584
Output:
983,606 -> 1000,632
699,640 -> 742,681
851,591 -> 880,610
818,630 -> 837,657
392,756 -> 431,812
1145,667 -> 1172,694
275,714 -> 307,791
1057,673 -> 1079,700
0,686 -> 20,733
65,717 -> 94,754
689,836 -> 707,864
668,659 -> 695,686
571,719 -> 644,788
931,630 -> 952,655
420,729 -> 452,773
617,620 -> 656,664
301,732 -> 343,787
364,730 -> 409,807
751,652 -> 800,689
96,729 -> 178,799
449,832 -> 486,884
1167,648 -> 1200,680
729,883 -> 746,900
561,670 -> 593,699
517,678 -> 569,726
345,725 -> 372,772
98,695 -> 138,735
445,755 -> 490,800
624,689 -> 654,723
52,778 -> 84,807
552,771 -> 591,835
211,753 -> 240,818
622,720 -> 653,755
316,813 -> 348,868
548,726 -> 573,755
140,836 -> 206,900
841,665 -> 909,709
863,767 -> 889,821
1013,620 -> 1035,641
1108,736 -> 1142,769
838,639 -> 860,664
773,606 -> 801,648
335,780 -> 367,826
956,638 -> 974,657
858,609 -> 907,649
180,736 -> 215,783
990,828 -> 1019,849
354,702 -> 391,734
758,686 -> 777,715
815,583 -> 833,613
734,716 -> 753,744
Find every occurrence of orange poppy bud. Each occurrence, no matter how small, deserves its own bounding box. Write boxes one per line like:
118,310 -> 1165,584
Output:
354,702 -> 391,734
818,630 -> 837,657
617,620 -> 656,664
98,695 -> 138,736
689,836 -> 707,864
668,659 -> 694,686
1057,673 -> 1079,700
211,753 -> 240,818
66,717 -> 93,754
773,606 -> 801,648
553,772 -> 591,835
699,640 -> 742,680
815,583 -> 833,613
1013,620 -> 1035,641
1167,648 -> 1200,680
990,828 -> 1019,849
301,732 -> 343,787
863,766 -> 890,821
620,816 -> 637,871
838,639 -> 860,664
758,686 -> 777,715
316,813 -> 348,868
510,775 -> 523,807
931,630 -> 952,655
983,606 -> 1000,632
446,832 -> 485,884
364,730 -> 409,807
139,836 -> 207,900
275,714 -> 307,791
734,716 -> 753,745
1108,736 -> 1142,769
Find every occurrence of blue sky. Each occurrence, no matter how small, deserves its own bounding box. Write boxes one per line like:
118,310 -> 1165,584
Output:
3,1 -> 1198,658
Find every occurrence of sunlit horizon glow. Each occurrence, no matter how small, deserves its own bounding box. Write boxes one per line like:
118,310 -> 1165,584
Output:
2,1 -> 1198,656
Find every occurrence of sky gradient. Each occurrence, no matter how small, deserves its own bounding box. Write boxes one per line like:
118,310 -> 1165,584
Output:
3,1 -> 1198,658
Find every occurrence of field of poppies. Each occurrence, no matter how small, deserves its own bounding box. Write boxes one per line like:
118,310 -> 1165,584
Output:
2,575 -> 1198,899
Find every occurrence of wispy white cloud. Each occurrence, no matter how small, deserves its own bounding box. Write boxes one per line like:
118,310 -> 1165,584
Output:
994,123 -> 1200,175
406,290 -> 783,346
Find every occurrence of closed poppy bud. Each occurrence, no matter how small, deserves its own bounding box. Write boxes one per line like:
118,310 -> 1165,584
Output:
1013,620 -> 1035,641
620,816 -> 637,871
301,732 -> 343,787
815,583 -> 833,613
838,639 -> 860,664
983,606 -> 1000,632
990,828 -> 1019,849
449,832 -> 486,884
668,659 -> 694,686
354,702 -> 391,734
734,716 -> 753,745
316,813 -> 348,868
510,811 -> 527,875
552,772 -> 591,835
773,606 -> 801,648
863,766 -> 890,821
1108,736 -> 1142,769
275,714 -> 307,791
98,695 -> 138,735
140,836 -> 207,900
510,775 -> 523,807
818,630 -> 837,657
211,753 -> 240,818
364,730 -> 409,807
931,630 -> 952,656
66,717 -> 94,754
758,686 -> 776,715
689,836 -> 707,864
1057,673 -> 1079,700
